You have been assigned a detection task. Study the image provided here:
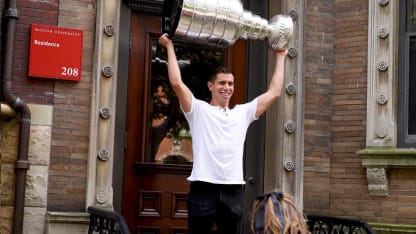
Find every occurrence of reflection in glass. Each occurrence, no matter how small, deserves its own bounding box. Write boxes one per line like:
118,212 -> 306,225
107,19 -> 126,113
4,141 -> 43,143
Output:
149,39 -> 224,164
413,0 -> 416,31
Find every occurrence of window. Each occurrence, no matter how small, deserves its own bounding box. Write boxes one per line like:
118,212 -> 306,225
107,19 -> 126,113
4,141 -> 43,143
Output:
398,0 -> 416,146
148,38 -> 224,164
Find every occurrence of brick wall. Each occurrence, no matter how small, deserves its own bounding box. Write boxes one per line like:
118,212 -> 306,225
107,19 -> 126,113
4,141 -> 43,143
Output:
303,0 -> 334,214
387,169 -> 416,224
4,0 -> 94,213
304,0 -> 416,226
13,0 -> 57,104
329,0 -> 369,217
47,0 -> 96,211
303,0 -> 370,219
4,0 -> 95,212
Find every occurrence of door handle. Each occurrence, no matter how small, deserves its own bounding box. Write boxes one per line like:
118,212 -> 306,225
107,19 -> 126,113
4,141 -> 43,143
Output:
248,177 -> 255,184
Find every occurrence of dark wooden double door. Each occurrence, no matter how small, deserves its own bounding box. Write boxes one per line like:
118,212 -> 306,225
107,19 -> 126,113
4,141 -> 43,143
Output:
122,13 -> 248,234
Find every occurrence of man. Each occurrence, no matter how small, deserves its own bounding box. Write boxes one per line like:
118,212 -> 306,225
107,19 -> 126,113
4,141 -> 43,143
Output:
159,33 -> 288,234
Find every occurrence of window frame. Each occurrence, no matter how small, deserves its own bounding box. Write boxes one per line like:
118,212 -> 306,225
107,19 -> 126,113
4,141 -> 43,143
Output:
398,0 -> 416,147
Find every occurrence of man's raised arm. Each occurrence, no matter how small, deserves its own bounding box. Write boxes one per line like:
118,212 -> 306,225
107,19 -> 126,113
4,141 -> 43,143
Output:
159,34 -> 193,112
255,49 -> 288,118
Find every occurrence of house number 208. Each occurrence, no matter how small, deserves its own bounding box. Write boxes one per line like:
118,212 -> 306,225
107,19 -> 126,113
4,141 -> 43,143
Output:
61,67 -> 79,77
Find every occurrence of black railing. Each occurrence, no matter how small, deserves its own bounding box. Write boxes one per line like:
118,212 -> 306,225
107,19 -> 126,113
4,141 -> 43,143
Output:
87,206 -> 376,234
87,206 -> 130,234
307,214 -> 376,234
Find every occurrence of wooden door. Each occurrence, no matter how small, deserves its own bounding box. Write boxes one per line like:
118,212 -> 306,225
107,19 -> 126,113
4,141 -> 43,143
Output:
122,13 -> 247,234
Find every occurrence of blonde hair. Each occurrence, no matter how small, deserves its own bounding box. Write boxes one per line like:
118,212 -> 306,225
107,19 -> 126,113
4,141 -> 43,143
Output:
251,192 -> 311,234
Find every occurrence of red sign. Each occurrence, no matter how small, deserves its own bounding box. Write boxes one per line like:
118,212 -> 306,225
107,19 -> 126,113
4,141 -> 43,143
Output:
29,24 -> 83,81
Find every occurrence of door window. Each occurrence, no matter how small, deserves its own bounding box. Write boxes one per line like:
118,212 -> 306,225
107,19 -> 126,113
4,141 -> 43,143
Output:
149,38 -> 225,164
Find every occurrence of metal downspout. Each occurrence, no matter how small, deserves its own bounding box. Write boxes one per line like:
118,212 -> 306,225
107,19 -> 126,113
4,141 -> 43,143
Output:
2,0 -> 31,234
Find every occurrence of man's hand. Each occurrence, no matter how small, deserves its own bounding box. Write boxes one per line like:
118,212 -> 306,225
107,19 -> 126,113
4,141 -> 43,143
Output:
274,48 -> 288,58
159,33 -> 173,48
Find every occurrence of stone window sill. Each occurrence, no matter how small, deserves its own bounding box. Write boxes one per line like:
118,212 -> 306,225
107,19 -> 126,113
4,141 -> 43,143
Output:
356,147 -> 416,196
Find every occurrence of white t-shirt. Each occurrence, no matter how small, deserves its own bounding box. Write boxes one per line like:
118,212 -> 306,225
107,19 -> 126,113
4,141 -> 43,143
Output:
183,96 -> 258,184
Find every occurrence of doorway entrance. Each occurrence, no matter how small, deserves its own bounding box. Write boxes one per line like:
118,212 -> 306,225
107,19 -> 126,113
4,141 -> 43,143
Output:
121,13 -> 248,233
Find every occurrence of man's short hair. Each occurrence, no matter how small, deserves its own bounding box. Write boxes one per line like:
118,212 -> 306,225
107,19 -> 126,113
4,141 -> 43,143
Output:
209,66 -> 233,82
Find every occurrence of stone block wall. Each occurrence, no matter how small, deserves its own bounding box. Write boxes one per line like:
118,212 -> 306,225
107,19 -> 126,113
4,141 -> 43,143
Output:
1,117 -> 19,233
0,104 -> 53,234
0,0 -> 95,213
1,0 -> 96,233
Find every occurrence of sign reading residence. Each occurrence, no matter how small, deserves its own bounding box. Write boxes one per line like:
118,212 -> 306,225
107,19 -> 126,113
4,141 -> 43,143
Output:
28,24 -> 83,81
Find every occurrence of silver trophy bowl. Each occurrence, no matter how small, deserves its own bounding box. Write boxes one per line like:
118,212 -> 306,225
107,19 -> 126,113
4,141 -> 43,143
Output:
162,0 -> 293,50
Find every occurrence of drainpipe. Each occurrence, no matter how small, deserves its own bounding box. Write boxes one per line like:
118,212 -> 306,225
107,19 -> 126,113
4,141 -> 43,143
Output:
2,0 -> 31,234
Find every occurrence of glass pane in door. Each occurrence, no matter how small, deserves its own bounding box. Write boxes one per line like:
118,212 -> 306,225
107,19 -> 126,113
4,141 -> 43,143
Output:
149,38 -> 225,164
408,36 -> 416,134
412,0 -> 416,31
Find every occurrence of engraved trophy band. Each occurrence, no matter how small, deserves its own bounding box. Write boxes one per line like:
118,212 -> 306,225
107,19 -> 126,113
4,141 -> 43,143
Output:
162,0 -> 293,50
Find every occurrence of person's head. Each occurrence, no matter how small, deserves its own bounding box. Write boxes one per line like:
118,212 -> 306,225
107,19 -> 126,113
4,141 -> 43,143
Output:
152,82 -> 169,104
207,66 -> 234,107
251,192 -> 310,234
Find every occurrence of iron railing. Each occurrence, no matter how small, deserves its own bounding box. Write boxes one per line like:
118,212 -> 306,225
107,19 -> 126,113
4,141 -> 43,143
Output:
307,214 -> 376,234
88,206 -> 130,234
88,207 -> 376,234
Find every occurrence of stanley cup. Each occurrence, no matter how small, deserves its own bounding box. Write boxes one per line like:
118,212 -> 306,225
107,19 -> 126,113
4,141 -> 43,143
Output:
162,0 -> 293,50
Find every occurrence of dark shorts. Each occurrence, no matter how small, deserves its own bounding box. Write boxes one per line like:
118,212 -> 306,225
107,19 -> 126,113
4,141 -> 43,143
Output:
187,181 -> 244,234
